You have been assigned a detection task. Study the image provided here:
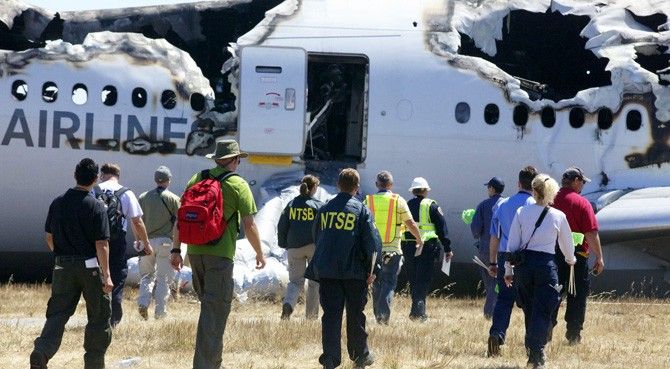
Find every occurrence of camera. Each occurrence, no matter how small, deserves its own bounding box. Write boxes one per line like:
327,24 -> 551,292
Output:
504,251 -> 525,266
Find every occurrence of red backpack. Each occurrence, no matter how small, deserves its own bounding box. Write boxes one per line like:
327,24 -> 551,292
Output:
178,170 -> 237,245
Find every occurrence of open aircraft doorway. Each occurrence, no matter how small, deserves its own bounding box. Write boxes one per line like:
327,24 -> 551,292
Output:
304,53 -> 369,165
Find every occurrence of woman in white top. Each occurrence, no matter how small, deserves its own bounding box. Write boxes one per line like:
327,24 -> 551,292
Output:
504,174 -> 577,369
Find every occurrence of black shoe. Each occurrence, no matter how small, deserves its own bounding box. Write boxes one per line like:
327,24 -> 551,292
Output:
527,349 -> 546,369
487,335 -> 502,357
354,352 -> 374,368
30,351 -> 48,369
320,357 -> 336,369
566,331 -> 581,345
281,303 -> 293,320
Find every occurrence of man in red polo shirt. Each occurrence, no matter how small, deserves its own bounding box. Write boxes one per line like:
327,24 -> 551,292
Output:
550,166 -> 605,345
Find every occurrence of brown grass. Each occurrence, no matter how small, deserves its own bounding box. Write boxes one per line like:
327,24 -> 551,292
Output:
1,283 -> 669,368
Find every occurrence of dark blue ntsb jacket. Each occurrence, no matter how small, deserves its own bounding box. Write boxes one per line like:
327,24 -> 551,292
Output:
305,192 -> 382,281
277,194 -> 324,249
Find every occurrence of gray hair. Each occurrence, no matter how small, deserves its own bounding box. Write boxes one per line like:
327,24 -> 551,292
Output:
376,170 -> 393,189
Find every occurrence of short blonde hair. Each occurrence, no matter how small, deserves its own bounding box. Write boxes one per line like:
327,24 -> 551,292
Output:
532,174 -> 559,206
338,168 -> 360,193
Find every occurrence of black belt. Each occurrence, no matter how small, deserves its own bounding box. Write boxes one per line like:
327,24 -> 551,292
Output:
55,255 -> 88,263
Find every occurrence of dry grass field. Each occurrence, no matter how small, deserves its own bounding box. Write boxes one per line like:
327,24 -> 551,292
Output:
1,283 -> 669,369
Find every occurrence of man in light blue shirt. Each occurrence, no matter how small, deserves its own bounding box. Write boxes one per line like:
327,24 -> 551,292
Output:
486,166 -> 538,357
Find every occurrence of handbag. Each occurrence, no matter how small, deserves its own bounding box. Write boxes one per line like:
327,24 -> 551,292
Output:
505,206 -> 549,266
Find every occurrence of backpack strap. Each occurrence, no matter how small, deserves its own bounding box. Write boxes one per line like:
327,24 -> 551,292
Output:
113,186 -> 129,219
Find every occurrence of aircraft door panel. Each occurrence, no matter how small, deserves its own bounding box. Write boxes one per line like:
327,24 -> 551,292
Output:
239,46 -> 307,155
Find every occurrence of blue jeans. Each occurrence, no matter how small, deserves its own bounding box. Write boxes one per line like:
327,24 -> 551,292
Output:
488,252 -> 516,342
372,253 -> 402,323
479,250 -> 497,317
515,250 -> 560,352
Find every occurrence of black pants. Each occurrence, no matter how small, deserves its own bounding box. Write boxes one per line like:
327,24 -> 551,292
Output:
33,257 -> 112,369
552,253 -> 589,339
109,237 -> 128,327
401,239 -> 441,318
319,278 -> 370,368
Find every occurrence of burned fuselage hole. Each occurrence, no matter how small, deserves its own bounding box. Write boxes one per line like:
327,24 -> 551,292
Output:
458,9 -> 611,101
635,45 -> 670,86
11,80 -> 28,101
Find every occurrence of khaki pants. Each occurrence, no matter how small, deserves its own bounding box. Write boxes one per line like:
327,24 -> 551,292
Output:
138,237 -> 175,317
284,243 -> 320,319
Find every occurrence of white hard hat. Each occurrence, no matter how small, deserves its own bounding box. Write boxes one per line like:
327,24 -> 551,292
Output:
408,177 -> 430,192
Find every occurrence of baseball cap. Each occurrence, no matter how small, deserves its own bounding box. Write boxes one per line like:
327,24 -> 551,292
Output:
484,177 -> 505,193
155,165 -> 172,183
562,166 -> 591,183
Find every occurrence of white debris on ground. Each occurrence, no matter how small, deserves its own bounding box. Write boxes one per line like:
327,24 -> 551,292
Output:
424,0 -> 670,117
127,171 -> 336,302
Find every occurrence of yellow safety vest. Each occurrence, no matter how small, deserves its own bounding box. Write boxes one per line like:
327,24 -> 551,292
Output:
418,198 -> 438,241
365,193 -> 399,244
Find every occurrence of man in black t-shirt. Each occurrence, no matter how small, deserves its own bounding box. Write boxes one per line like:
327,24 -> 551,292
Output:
31,158 -> 113,369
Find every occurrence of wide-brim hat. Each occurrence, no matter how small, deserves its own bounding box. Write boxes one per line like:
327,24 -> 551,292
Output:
205,139 -> 249,160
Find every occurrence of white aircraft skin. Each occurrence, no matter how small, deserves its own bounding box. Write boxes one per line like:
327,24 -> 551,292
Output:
1,0 -> 669,292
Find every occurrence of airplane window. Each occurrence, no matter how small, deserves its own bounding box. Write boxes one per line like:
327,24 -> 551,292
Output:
42,82 -> 58,103
161,90 -> 177,110
541,107 -> 555,128
626,110 -> 642,131
101,85 -> 117,106
132,87 -> 147,108
484,104 -> 499,125
191,93 -> 206,111
569,107 -> 585,128
513,104 -> 529,126
11,80 -> 28,101
597,108 -> 613,130
72,83 -> 88,105
455,102 -> 470,123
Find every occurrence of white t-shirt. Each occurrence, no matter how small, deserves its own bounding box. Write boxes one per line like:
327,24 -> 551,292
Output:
97,180 -> 143,232
507,203 -> 577,265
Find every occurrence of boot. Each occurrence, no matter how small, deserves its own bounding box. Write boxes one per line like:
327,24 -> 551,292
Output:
281,303 -> 293,320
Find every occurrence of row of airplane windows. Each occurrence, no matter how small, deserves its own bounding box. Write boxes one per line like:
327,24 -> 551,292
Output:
8,80 -> 644,131
9,80 -> 207,112
455,102 -> 643,131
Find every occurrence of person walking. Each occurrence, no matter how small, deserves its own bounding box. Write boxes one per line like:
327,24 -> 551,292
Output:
305,168 -> 382,369
278,174 -> 324,320
96,163 -> 151,327
137,166 -> 180,320
471,177 -> 505,319
504,174 -> 577,369
31,158 -> 113,369
170,139 -> 266,369
486,166 -> 538,357
365,171 -> 423,324
401,177 -> 452,321
550,167 -> 605,344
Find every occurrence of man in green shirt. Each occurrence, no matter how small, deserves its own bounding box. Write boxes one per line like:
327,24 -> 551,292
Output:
137,166 -> 180,320
170,139 -> 265,369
